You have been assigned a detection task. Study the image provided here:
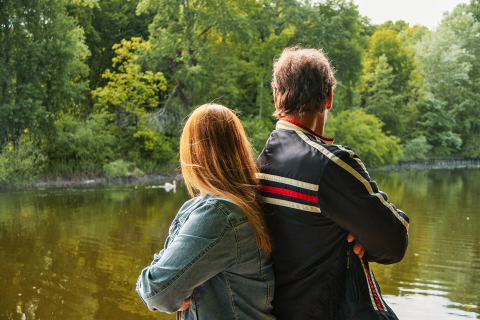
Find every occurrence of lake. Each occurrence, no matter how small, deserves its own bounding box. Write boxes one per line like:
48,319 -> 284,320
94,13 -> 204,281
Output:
0,169 -> 479,319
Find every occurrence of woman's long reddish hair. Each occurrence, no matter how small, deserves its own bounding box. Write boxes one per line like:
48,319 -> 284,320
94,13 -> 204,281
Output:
180,104 -> 272,257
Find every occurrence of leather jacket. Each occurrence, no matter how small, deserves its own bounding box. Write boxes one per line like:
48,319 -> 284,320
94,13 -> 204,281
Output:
257,119 -> 409,320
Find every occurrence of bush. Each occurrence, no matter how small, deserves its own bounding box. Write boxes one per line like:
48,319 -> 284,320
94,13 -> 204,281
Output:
103,160 -> 132,178
400,136 -> 433,162
325,110 -> 402,168
44,112 -> 116,177
0,136 -> 46,185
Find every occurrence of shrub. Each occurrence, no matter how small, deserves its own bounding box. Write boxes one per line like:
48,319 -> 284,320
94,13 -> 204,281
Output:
325,110 -> 402,168
103,160 -> 132,178
400,136 -> 433,162
44,112 -> 116,177
0,136 -> 46,185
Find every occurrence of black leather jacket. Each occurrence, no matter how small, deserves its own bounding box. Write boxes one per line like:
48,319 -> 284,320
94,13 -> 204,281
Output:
257,119 -> 409,320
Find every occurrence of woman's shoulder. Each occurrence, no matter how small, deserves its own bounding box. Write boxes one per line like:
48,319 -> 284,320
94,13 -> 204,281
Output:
202,195 -> 248,223
180,195 -> 248,233
176,196 -> 240,241
178,196 -> 202,213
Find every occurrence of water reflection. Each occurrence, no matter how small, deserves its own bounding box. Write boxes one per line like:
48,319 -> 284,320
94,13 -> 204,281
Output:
0,170 -> 479,319
0,183 -> 186,320
370,169 -> 480,319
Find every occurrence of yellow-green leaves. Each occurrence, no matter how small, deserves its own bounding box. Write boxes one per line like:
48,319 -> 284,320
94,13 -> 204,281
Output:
93,37 -> 167,127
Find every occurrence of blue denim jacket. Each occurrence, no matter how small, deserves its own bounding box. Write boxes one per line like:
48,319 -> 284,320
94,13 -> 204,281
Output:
136,194 -> 275,320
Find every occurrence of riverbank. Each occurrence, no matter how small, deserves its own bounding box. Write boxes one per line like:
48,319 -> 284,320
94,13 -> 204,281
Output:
3,158 -> 479,189
0,173 -> 181,189
374,158 -> 480,171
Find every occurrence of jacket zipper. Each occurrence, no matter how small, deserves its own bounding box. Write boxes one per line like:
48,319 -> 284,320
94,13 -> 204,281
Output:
347,250 -> 350,268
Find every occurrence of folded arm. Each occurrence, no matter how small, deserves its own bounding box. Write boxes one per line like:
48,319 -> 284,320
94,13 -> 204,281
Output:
319,147 -> 409,264
136,203 -> 237,313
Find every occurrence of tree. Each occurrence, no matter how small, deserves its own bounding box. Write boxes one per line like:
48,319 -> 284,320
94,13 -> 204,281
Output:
66,0 -> 155,92
93,37 -> 167,121
364,55 -> 404,137
297,0 -> 366,110
414,4 -> 480,155
93,37 -> 176,171
363,29 -> 416,95
137,0 -> 254,111
0,0 -> 89,146
360,24 -> 423,142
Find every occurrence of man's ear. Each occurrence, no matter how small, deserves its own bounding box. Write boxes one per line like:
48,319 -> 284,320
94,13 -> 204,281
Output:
326,88 -> 333,110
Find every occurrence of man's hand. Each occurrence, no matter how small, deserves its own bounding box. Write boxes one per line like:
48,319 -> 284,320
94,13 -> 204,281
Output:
177,298 -> 191,312
347,233 -> 365,259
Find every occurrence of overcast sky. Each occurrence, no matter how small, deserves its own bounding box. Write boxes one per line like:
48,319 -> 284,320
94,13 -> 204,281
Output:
353,0 -> 469,29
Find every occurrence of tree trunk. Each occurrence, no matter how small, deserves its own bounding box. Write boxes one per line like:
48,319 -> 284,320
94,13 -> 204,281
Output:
175,79 -> 191,111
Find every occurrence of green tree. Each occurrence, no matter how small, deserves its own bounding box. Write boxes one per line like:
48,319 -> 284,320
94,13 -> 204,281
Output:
363,29 -> 416,95
0,134 -> 46,185
242,116 -> 276,156
0,0 -> 89,145
93,37 -> 177,172
364,55 -> 404,136
361,23 -> 424,142
297,0 -> 366,110
43,112 -> 116,177
414,5 -> 480,155
66,0 -> 155,92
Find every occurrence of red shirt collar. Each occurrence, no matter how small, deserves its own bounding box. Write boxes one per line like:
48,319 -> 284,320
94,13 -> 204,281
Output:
280,118 -> 335,142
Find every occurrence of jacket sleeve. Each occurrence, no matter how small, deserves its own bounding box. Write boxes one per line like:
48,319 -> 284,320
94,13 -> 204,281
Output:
136,203 -> 237,313
318,146 -> 409,264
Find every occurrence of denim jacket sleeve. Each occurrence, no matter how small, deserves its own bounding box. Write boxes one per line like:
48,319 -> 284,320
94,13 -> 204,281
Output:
136,201 -> 237,313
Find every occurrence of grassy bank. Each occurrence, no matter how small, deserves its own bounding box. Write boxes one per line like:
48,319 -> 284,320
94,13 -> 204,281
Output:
374,158 -> 480,171
0,172 -> 180,190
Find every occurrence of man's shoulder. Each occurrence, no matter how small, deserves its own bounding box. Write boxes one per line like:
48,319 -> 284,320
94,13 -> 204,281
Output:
320,143 -> 372,180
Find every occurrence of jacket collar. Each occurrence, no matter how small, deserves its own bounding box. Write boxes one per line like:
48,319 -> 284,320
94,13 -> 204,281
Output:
276,119 -> 335,145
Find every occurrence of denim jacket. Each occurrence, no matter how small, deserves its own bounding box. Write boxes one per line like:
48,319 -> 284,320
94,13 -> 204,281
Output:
136,194 -> 275,320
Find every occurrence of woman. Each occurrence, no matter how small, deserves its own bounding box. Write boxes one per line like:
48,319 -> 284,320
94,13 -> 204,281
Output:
136,104 -> 275,319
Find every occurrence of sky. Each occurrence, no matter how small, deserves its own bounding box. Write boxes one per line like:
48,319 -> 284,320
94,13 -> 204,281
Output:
353,0 -> 469,29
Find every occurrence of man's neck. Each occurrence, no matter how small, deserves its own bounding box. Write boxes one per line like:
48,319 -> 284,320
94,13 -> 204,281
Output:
283,112 -> 326,137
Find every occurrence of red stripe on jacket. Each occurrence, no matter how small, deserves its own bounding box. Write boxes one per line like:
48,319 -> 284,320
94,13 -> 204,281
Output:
260,186 -> 318,204
362,257 -> 383,311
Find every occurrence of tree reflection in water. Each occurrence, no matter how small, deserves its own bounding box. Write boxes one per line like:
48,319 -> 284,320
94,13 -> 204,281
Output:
370,169 -> 480,319
0,170 -> 479,319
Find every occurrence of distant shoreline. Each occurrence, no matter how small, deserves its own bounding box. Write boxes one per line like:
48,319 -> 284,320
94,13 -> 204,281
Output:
373,158 -> 480,171
3,158 -> 480,189
0,173 -> 181,190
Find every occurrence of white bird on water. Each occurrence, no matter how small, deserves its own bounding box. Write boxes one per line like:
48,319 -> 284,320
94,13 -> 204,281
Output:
151,180 -> 176,192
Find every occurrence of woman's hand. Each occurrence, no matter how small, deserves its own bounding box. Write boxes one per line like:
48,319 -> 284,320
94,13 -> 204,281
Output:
177,298 -> 191,312
347,233 -> 365,259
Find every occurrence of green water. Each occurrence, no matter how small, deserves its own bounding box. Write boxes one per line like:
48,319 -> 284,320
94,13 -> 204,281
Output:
0,169 -> 479,319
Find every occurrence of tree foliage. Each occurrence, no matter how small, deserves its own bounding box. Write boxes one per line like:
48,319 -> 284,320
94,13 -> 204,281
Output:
93,37 -> 177,172
0,0 -> 89,144
2,0 -> 480,183
0,135 -> 46,185
414,4 -> 480,155
400,136 -> 433,162
66,0 -> 154,92
324,110 -> 402,168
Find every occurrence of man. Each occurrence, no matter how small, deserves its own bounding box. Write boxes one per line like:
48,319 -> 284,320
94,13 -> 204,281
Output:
257,47 -> 409,320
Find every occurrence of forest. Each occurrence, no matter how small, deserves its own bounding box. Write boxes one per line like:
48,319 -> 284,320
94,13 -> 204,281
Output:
1,0 -> 480,184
